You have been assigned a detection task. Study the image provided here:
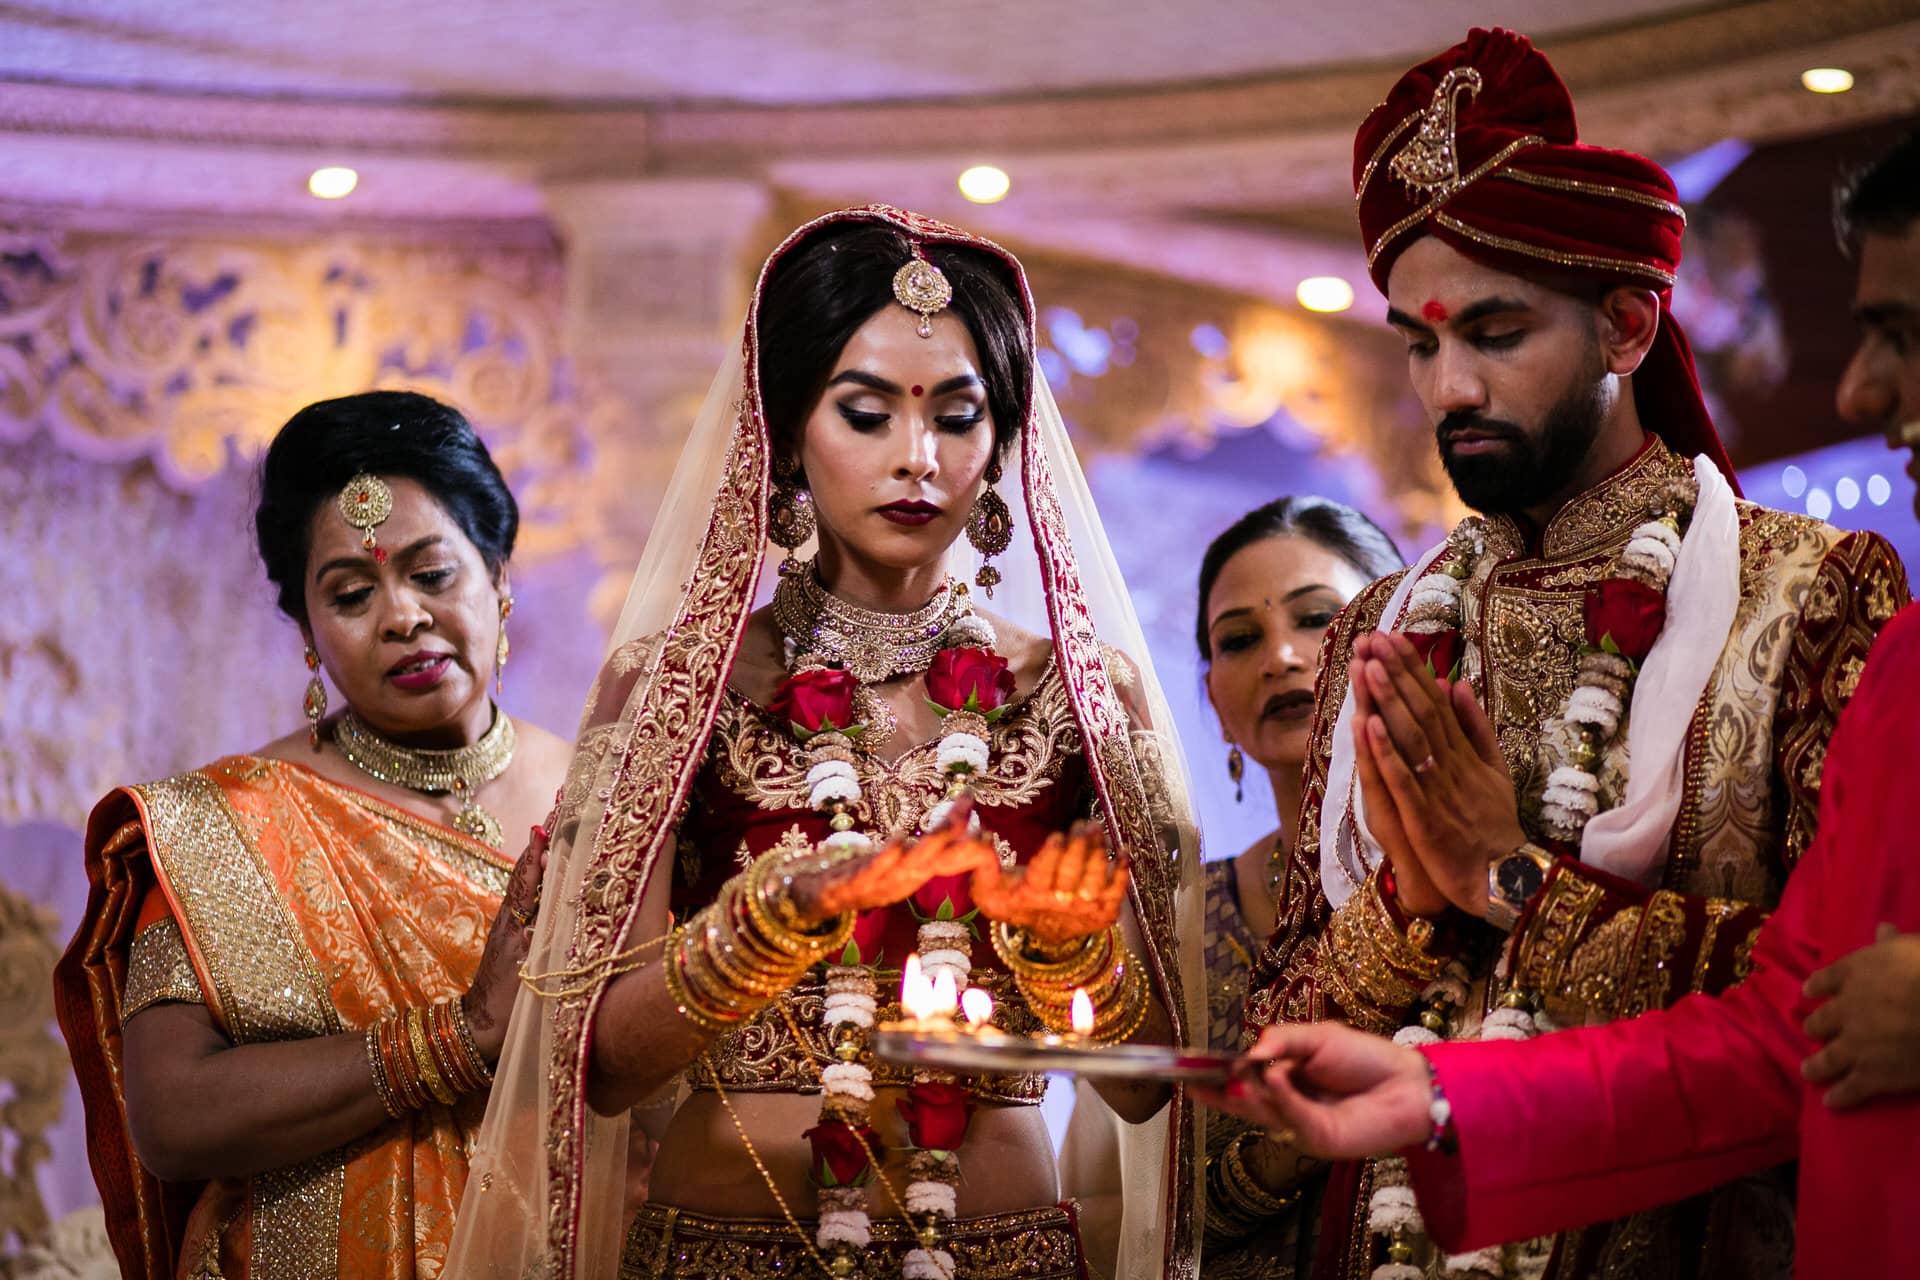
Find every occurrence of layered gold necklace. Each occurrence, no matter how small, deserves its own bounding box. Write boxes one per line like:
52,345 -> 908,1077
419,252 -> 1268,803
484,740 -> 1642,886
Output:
333,708 -> 516,848
771,561 -> 975,684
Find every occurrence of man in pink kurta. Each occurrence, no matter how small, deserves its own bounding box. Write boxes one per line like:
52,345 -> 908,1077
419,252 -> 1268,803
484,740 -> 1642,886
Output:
1404,597 -> 1919,1272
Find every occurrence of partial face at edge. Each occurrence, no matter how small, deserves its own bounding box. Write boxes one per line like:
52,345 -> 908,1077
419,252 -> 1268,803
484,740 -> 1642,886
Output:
1839,224 -> 1920,515
794,305 -> 998,574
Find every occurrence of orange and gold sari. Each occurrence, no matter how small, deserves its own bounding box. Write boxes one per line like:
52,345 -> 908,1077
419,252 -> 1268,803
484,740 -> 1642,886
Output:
55,754 -> 510,1279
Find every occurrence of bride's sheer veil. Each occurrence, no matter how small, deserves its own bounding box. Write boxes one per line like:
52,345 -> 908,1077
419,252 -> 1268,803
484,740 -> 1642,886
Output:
447,206 -> 1206,1280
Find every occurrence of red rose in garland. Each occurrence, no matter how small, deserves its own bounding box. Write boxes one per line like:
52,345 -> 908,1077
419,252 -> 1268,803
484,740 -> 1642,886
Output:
1405,629 -> 1464,680
896,1081 -> 975,1152
1584,578 -> 1667,663
802,1121 -> 880,1187
771,668 -> 861,739
926,647 -> 1016,716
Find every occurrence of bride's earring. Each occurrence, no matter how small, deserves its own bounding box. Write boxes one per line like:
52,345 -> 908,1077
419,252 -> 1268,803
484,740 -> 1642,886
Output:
303,644 -> 328,749
769,454 -> 815,563
1227,744 -> 1244,803
495,596 -> 513,697
966,459 -> 1013,598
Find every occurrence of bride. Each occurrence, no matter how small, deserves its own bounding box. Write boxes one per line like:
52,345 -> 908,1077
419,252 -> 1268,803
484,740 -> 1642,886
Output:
447,206 -> 1205,1280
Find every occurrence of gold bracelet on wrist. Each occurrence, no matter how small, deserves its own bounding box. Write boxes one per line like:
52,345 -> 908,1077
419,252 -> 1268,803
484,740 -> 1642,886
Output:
663,927 -> 744,1031
365,1022 -> 403,1119
406,1007 -> 459,1106
1222,1128 -> 1298,1216
444,998 -> 494,1088
991,921 -> 1114,987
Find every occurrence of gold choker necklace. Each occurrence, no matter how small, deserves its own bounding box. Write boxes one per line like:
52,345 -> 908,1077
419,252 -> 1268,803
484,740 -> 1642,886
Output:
772,562 -> 976,684
333,708 -> 516,849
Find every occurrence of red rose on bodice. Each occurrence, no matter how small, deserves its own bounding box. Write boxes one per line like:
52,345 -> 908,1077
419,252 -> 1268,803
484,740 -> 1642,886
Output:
770,668 -> 860,738
802,1121 -> 879,1187
1405,629 -> 1464,680
896,1080 -> 975,1151
926,647 -> 1016,716
1585,578 -> 1667,663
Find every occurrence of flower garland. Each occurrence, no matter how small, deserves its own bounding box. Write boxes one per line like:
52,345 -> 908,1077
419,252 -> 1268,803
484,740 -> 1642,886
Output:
1358,479 -> 1697,1279
770,587 -> 1007,1279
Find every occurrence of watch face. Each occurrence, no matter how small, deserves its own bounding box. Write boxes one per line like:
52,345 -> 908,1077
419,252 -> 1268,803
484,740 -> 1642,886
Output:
1496,853 -> 1546,905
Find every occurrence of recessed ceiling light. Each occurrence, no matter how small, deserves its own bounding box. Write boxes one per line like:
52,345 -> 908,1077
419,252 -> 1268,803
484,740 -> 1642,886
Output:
1295,276 -> 1355,313
1801,68 -> 1854,94
308,166 -> 359,199
958,165 -> 1011,204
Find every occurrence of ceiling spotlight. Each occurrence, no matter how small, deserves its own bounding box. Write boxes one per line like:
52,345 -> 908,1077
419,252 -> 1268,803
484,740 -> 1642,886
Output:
1296,276 -> 1356,313
1800,67 -> 1854,94
308,166 -> 359,199
958,165 -> 1011,204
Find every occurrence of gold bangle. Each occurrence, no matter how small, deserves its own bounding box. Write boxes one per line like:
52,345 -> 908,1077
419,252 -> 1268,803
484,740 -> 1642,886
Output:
445,998 -> 494,1088
406,1007 -> 458,1106
663,927 -> 745,1031
743,849 -> 855,961
364,1022 -> 403,1119
381,1016 -> 425,1111
991,921 -> 1113,987
1222,1129 -> 1299,1216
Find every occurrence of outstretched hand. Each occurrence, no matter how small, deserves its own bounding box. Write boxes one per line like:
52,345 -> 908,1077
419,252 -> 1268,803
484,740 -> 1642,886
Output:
970,821 -> 1129,946
1194,1021 -> 1432,1160
788,800 -> 996,923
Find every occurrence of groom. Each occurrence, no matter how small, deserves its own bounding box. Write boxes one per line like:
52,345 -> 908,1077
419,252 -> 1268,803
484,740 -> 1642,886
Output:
1235,27 -> 1908,1279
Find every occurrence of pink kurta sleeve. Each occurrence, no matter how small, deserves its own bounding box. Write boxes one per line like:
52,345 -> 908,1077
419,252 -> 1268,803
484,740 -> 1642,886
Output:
1402,602 -> 1920,1255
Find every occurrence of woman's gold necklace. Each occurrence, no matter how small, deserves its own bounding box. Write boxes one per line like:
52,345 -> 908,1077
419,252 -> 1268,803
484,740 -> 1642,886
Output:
333,707 -> 516,848
771,561 -> 972,684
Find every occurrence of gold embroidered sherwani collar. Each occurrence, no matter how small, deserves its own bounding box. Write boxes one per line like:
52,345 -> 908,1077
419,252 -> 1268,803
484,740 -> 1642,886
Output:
1480,434 -> 1696,564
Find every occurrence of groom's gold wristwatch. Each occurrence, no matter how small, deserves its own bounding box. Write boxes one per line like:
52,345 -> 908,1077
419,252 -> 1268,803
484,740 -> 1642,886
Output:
1485,842 -> 1555,932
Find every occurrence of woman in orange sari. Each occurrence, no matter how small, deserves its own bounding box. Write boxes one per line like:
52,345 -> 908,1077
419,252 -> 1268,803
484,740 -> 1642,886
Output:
54,390 -> 572,1278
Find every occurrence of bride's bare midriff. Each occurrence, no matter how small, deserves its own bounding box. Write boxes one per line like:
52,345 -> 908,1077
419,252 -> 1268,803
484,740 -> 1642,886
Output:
648,1088 -> 1059,1219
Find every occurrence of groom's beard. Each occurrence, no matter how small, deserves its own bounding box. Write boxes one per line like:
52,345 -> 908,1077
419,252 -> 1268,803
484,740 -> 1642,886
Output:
1436,371 -> 1608,516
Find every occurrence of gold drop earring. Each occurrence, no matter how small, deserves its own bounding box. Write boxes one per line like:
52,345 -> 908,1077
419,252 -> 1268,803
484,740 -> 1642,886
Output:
768,453 -> 816,568
966,459 -> 1014,597
1227,744 -> 1245,803
304,644 -> 328,749
495,596 -> 513,697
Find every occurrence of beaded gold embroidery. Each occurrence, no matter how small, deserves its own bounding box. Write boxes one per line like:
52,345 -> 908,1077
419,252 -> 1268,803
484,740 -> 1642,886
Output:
121,916 -> 205,1018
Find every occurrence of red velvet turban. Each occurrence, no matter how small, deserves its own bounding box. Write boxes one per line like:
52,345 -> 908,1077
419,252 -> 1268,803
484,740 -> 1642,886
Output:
1354,27 -> 1738,489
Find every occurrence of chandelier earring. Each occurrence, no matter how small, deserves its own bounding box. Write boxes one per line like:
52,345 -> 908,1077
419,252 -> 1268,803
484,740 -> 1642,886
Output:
768,453 -> 816,564
495,596 -> 513,697
303,644 -> 328,749
966,458 -> 1014,597
1227,743 -> 1245,803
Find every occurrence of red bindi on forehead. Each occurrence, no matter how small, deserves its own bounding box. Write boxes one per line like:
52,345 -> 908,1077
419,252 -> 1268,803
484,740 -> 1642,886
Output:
1422,300 -> 1450,324
910,384 -> 925,397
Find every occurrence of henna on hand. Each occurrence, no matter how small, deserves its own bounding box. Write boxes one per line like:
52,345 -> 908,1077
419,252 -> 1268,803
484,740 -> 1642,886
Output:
970,821 -> 1129,945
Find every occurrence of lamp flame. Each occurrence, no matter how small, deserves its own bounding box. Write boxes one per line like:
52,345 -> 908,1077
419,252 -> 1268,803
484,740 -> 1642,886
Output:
1070,987 -> 1094,1037
901,953 -> 933,1021
930,968 -> 959,1015
961,987 -> 994,1026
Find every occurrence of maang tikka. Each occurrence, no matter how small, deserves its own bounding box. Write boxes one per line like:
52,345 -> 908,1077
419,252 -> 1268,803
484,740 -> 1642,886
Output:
892,244 -> 953,339
966,458 -> 1014,597
338,471 -> 395,563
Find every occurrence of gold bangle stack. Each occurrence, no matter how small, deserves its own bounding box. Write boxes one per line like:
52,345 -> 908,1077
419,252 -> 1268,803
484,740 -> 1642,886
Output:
990,922 -> 1152,1044
1317,869 -> 1443,1034
364,999 -> 494,1118
1205,1127 -> 1300,1243
665,847 -> 857,1033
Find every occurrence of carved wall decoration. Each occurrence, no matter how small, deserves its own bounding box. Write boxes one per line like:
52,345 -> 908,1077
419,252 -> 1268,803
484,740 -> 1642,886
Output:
0,224 -> 660,826
0,885 -> 63,1262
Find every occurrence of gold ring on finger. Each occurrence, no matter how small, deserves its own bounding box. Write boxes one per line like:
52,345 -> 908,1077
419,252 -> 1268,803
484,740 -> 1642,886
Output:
510,903 -> 537,928
1051,890 -> 1076,904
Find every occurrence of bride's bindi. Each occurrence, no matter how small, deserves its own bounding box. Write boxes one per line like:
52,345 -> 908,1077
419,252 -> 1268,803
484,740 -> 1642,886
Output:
910,384 -> 925,398
1422,300 -> 1449,324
